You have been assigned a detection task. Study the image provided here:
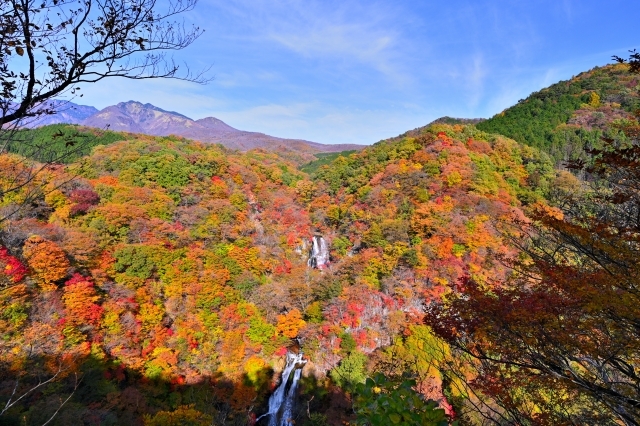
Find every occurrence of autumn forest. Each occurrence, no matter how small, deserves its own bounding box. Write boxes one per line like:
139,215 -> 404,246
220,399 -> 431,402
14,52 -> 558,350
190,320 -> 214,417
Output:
2,55 -> 640,426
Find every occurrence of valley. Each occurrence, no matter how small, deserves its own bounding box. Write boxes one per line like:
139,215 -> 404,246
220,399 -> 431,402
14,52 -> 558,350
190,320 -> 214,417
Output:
0,63 -> 639,426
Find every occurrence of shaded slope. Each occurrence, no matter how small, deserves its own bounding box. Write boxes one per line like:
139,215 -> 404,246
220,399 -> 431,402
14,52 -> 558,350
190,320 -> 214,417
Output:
19,100 -> 99,127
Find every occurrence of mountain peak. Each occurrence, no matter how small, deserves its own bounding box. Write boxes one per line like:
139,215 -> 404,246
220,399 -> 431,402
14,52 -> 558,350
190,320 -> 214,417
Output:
114,100 -> 192,120
195,116 -> 239,133
31,100 -> 365,156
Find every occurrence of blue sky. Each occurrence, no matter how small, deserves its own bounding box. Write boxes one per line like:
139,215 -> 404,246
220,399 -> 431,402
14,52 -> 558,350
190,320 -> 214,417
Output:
79,0 -> 640,145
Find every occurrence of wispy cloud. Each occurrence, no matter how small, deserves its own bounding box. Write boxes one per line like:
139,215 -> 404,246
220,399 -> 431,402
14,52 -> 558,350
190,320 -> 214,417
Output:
465,53 -> 488,108
214,71 -> 284,88
269,25 -> 396,75
561,0 -> 574,22
76,0 -> 637,145
219,102 -> 313,131
206,0 -> 411,85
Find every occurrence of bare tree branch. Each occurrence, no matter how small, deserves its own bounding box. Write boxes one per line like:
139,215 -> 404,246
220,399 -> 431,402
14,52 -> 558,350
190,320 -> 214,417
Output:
1,0 -> 209,126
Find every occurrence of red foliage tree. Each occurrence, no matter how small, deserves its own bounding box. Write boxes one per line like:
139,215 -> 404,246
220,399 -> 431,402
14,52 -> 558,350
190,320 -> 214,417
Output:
426,116 -> 640,425
0,246 -> 27,287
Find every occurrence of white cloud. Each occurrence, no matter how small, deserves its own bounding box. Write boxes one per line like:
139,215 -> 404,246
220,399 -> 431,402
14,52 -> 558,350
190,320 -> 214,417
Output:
465,53 -> 488,108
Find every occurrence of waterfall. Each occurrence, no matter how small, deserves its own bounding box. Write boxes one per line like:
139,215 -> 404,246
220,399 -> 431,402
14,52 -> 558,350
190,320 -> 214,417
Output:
308,236 -> 330,269
257,352 -> 307,426
280,367 -> 303,425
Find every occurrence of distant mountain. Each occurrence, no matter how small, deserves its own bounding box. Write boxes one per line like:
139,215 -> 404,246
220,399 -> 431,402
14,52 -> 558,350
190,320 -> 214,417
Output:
476,63 -> 640,162
81,101 -> 195,136
26,100 -> 99,126
25,100 -> 364,155
78,101 -> 363,154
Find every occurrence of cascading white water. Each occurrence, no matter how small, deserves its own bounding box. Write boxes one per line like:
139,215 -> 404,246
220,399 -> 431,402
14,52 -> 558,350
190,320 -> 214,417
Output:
257,236 -> 321,424
257,352 -> 307,426
280,367 -> 303,425
308,236 -> 330,269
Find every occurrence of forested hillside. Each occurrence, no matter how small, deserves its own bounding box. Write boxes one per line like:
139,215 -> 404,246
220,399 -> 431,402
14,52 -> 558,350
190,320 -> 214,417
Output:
5,125 -> 127,163
477,63 -> 640,161
1,62 -> 639,426
0,136 -> 314,424
0,119 -> 558,425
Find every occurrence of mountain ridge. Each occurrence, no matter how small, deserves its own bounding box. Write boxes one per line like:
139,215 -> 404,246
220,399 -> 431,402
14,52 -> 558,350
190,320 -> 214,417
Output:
26,100 -> 99,127
29,100 -> 364,155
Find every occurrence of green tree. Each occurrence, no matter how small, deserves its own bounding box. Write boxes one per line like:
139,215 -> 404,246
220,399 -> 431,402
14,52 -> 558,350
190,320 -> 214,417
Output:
303,413 -> 330,426
330,351 -> 367,393
353,373 -> 452,426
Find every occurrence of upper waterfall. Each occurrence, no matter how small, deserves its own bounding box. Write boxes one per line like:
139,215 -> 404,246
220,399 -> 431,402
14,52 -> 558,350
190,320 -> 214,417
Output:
308,235 -> 330,269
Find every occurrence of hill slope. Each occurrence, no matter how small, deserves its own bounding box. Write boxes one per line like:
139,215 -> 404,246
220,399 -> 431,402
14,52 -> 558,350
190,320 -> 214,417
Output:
0,122 -> 556,424
477,63 -> 640,161
6,124 -> 127,163
4,62 -> 636,426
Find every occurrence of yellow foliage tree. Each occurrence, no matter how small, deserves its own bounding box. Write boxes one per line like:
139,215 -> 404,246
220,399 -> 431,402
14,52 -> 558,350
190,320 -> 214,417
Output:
143,405 -> 213,426
244,355 -> 267,385
295,179 -> 315,202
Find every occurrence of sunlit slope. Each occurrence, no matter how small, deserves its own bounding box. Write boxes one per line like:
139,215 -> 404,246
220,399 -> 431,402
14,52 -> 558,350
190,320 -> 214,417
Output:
477,63 -> 640,162
0,114 -> 566,424
306,123 -> 555,296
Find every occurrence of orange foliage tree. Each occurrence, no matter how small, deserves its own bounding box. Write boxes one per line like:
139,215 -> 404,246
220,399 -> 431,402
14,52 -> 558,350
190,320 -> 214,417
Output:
276,309 -> 306,339
22,235 -> 69,290
62,274 -> 103,326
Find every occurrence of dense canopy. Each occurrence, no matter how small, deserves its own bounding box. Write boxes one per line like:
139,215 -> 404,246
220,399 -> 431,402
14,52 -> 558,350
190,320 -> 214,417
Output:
0,63 -> 639,426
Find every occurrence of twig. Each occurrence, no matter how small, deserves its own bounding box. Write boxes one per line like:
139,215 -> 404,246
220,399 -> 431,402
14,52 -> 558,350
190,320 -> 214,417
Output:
41,373 -> 82,426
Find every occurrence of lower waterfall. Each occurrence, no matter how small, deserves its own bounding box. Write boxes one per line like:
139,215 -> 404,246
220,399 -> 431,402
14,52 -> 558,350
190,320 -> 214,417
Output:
257,351 -> 307,426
